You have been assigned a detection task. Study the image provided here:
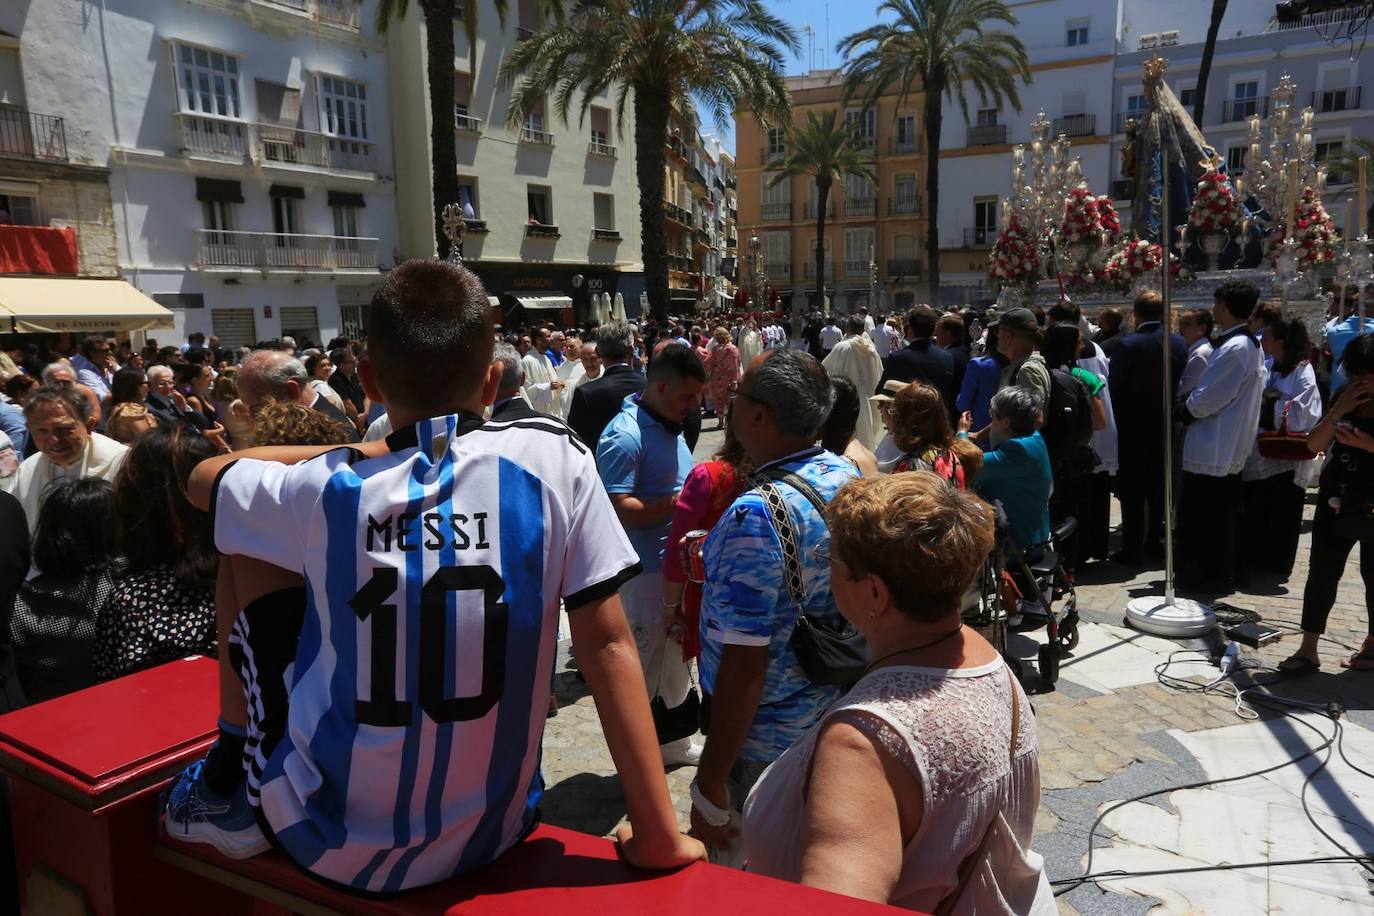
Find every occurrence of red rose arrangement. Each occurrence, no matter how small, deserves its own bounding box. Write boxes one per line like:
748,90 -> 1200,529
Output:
1281,185 -> 1339,265
1097,195 -> 1121,243
1103,237 -> 1180,288
988,213 -> 1039,282
1059,185 -> 1102,242
1188,164 -> 1243,232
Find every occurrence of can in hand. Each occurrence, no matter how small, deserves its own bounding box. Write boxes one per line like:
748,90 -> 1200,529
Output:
683,529 -> 710,584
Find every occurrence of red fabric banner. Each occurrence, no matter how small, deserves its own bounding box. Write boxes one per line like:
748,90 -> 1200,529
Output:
0,225 -> 79,275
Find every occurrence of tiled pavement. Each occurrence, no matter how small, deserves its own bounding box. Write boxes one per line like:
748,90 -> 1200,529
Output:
540,425 -> 1374,912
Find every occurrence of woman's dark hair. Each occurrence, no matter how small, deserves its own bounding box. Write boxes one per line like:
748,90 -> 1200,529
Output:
820,375 -> 861,454
1270,315 -> 1313,377
4,374 -> 38,402
113,425 -> 218,588
1041,323 -> 1082,370
32,478 -> 118,578
1340,332 -> 1374,379
108,367 -> 147,408
303,352 -> 331,378
891,382 -> 952,454
173,361 -> 206,390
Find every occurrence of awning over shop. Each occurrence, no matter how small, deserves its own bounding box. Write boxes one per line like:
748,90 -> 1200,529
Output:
511,294 -> 572,310
0,277 -> 176,333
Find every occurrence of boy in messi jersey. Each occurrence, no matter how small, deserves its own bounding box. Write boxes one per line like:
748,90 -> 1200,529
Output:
166,260 -> 704,892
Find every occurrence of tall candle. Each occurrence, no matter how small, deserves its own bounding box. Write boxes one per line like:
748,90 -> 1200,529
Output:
1286,160 -> 1300,236
1360,156 -> 1369,238
1346,198 -> 1355,249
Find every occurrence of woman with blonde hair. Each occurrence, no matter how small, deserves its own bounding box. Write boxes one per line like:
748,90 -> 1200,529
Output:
704,326 -> 741,429
744,473 -> 1053,912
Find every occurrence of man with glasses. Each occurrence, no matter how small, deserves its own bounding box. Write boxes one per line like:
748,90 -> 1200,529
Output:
72,338 -> 115,401
691,349 -> 857,867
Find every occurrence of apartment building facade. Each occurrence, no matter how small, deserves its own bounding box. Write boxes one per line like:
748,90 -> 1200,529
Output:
9,0 -> 402,347
736,70 -> 929,317
386,0 -> 644,324
1111,1 -> 1374,239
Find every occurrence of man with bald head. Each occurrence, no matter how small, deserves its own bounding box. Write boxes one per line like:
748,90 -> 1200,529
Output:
237,349 -> 359,442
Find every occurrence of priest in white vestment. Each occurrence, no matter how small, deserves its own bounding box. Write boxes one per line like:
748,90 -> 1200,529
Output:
521,327 -> 565,416
823,316 -> 885,450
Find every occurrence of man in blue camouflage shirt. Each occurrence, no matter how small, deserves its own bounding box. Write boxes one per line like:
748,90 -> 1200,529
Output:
692,349 -> 858,866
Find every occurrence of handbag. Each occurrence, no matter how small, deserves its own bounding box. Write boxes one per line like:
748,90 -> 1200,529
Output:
649,663 -> 700,745
1257,402 -> 1312,461
751,469 -> 870,688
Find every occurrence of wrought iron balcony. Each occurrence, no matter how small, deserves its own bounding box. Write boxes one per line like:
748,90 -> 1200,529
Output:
588,141 -> 617,158
963,227 -> 995,248
1052,114 -> 1096,137
0,108 -> 67,161
803,261 -> 837,280
252,0 -> 360,30
525,222 -> 560,239
1312,86 -> 1362,113
761,201 -> 792,221
1221,97 -> 1269,122
176,112 -> 249,159
454,111 -> 483,133
887,258 -> 921,277
766,263 -> 793,281
966,124 -> 1007,146
888,196 -> 921,216
520,125 -> 555,145
845,197 -> 877,217
255,122 -> 374,171
889,135 -> 920,155
196,230 -> 378,270
664,202 -> 692,225
843,259 -> 870,277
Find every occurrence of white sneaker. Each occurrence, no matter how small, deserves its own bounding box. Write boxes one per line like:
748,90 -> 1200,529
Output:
660,738 -> 702,768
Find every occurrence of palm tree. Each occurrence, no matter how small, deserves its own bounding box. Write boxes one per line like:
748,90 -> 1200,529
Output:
1330,138 -> 1374,232
376,2 -> 562,258
765,111 -> 877,312
1192,1 -> 1229,126
839,0 -> 1029,307
500,0 -> 798,320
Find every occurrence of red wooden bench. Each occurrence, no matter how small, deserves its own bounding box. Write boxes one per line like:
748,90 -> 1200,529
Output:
0,657 -> 908,915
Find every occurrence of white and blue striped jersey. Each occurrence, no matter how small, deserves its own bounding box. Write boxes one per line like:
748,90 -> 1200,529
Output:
212,411 -> 642,892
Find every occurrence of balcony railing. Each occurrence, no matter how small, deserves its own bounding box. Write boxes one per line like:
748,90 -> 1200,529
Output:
851,134 -> 876,151
845,197 -> 877,217
252,0 -> 360,30
967,124 -> 1007,146
888,196 -> 920,216
176,112 -> 249,159
761,146 -> 786,162
728,207 -> 738,222
1052,114 -> 1096,137
256,122 -> 374,171
525,222 -> 560,239
1221,97 -> 1269,122
196,230 -> 377,270
455,111 -> 483,133
802,201 -> 834,219
592,228 -> 622,242
803,261 -> 837,280
766,264 -> 792,281
890,136 -> 920,155
1312,86 -> 1362,113
964,227 -> 995,248
1112,178 -> 1134,200
762,201 -> 792,221
1114,111 -> 1146,133
666,136 -> 689,160
588,141 -> 617,158
520,125 -> 555,145
887,258 -> 921,277
0,108 -> 68,161
664,202 -> 692,225
668,254 -> 693,272
843,259 -> 870,277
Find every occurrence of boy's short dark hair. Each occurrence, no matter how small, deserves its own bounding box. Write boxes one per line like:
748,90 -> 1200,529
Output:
1214,279 -> 1261,320
645,342 -> 706,384
367,260 -> 494,409
906,306 -> 938,339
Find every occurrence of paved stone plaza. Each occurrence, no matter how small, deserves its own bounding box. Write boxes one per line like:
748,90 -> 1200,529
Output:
540,426 -> 1374,913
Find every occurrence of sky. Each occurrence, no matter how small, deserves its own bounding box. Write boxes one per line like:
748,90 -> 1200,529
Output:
707,0 -> 883,155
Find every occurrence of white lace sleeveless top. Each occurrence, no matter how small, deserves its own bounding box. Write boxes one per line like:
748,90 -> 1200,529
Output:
741,658 -> 1056,914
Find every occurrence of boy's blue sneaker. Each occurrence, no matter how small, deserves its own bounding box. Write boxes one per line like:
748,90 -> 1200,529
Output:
161,759 -> 269,859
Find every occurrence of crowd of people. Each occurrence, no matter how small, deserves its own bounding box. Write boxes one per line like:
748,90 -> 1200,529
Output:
0,261 -> 1369,912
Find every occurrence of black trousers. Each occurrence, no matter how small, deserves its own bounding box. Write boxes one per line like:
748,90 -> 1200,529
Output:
1241,472 -> 1306,579
1301,496 -> 1374,636
1176,471 -> 1245,589
1049,470 -> 1109,569
1116,450 -> 1168,559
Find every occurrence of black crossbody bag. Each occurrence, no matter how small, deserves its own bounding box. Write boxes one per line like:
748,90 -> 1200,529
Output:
751,469 -> 870,688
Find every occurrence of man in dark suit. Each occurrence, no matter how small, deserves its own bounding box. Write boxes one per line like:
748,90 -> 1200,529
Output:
879,306 -> 957,421
145,364 -> 209,431
568,320 -> 646,450
935,312 -> 970,394
1102,290 -> 1187,566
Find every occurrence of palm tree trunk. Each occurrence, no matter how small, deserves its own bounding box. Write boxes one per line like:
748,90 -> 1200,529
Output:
816,178 -> 831,314
923,80 -> 944,308
1192,0 -> 1229,126
423,3 -> 459,259
634,85 -> 672,321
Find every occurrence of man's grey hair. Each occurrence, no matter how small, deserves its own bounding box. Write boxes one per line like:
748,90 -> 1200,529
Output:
492,342 -> 523,395
41,360 -> 75,384
280,335 -> 297,349
146,364 -> 174,383
597,321 -> 635,364
239,349 -> 309,401
751,350 -> 834,439
990,386 -> 1042,436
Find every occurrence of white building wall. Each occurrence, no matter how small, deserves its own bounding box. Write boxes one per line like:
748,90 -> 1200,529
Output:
14,0 -> 401,345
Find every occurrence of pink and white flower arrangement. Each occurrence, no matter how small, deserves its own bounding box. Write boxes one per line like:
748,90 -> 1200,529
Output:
1286,186 -> 1339,265
1188,164 -> 1242,233
1059,185 -> 1102,242
1102,237 -> 1180,288
988,213 -> 1039,282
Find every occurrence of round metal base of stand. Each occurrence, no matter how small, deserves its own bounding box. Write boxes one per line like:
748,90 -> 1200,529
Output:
1125,595 -> 1216,638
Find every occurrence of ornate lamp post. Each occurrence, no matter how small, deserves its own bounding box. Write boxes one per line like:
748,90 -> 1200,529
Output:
749,233 -> 768,314
441,203 -> 467,266
868,244 -> 878,312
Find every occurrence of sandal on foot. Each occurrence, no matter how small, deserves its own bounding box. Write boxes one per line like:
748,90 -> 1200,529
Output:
1340,647 -> 1374,671
1277,655 -> 1321,677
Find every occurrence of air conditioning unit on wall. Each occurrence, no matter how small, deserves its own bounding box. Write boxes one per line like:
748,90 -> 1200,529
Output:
1139,33 -> 1159,50
1160,30 -> 1180,47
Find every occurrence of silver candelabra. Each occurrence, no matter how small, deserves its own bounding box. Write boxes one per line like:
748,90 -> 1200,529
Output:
1243,73 -> 1327,234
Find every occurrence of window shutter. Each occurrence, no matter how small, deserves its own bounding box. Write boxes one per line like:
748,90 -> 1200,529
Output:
327,190 -> 366,208
195,177 -> 244,203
